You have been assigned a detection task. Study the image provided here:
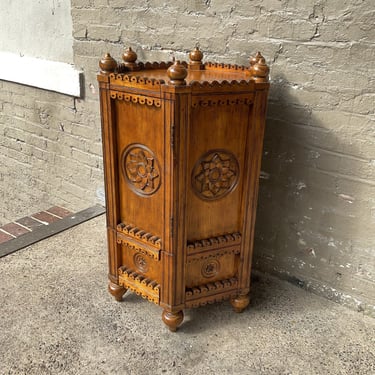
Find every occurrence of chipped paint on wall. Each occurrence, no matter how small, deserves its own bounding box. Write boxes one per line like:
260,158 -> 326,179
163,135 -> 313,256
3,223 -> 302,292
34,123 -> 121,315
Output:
338,193 -> 355,203
259,171 -> 271,180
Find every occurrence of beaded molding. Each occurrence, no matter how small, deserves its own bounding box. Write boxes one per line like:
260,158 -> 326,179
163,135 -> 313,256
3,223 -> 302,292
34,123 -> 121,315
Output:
204,62 -> 249,71
191,94 -> 254,108
186,247 -> 240,264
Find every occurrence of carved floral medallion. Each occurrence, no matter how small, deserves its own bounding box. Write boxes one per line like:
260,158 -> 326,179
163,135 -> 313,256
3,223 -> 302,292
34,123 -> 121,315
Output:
192,149 -> 239,200
133,253 -> 149,273
201,259 -> 220,278
121,144 -> 161,196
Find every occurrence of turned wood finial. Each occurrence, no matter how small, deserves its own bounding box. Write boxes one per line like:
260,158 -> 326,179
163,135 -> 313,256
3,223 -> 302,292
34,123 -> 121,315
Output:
122,47 -> 140,71
167,60 -> 187,86
249,52 -> 269,83
249,51 -> 262,67
99,53 -> 117,74
189,46 -> 204,70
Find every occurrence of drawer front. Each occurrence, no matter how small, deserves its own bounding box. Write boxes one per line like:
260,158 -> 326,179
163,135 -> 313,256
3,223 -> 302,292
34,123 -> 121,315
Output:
117,222 -> 162,304
185,232 -> 241,289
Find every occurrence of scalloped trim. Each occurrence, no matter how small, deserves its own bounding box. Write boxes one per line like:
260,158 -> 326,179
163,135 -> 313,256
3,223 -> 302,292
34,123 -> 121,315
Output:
110,91 -> 161,107
109,72 -> 165,87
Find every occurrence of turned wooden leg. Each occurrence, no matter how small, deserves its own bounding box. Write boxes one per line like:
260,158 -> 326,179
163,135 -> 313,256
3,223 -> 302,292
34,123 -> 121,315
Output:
108,281 -> 127,301
162,309 -> 184,332
231,294 -> 250,313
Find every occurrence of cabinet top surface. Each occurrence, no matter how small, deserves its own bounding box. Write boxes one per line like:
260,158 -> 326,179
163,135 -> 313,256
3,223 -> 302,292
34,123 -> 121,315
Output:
113,67 -> 252,84
98,47 -> 270,88
154,68 -> 248,82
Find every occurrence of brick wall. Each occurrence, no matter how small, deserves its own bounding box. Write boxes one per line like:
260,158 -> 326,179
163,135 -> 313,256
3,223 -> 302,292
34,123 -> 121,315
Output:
0,81 -> 104,223
1,0 -> 374,315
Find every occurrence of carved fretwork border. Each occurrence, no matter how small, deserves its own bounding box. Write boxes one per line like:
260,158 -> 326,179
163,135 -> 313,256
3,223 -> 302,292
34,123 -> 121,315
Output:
116,223 -> 161,260
109,72 -> 165,87
118,266 -> 160,305
110,91 -> 161,107
185,277 -> 238,308
189,79 -> 254,91
187,232 -> 241,253
191,94 -> 254,108
187,246 -> 240,264
204,62 -> 249,72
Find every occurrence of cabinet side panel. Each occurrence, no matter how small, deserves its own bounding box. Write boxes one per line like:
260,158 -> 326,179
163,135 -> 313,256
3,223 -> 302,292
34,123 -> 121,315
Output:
115,100 -> 165,238
186,102 -> 250,241
238,88 -> 269,292
160,90 -> 189,310
98,84 -> 122,283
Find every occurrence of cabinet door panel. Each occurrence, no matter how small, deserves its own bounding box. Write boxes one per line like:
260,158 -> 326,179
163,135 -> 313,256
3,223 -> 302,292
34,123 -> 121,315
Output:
187,101 -> 252,240
115,99 -> 165,238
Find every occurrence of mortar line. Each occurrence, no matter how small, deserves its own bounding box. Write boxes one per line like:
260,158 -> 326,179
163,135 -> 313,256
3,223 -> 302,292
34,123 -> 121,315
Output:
0,228 -> 16,238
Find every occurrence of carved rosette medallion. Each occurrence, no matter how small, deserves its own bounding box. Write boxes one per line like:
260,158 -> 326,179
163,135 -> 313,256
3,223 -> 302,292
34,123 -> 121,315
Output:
133,253 -> 149,273
121,144 -> 161,196
201,259 -> 220,278
192,149 -> 239,201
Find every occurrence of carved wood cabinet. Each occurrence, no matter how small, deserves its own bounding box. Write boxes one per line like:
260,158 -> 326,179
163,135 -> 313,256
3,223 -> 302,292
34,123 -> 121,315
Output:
97,47 -> 269,331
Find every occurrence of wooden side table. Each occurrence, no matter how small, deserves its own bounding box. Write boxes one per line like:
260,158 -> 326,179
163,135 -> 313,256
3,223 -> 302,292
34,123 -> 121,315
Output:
97,47 -> 269,331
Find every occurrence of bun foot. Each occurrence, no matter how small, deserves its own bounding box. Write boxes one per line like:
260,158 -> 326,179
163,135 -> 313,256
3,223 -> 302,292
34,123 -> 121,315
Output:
162,309 -> 184,332
108,281 -> 127,301
231,294 -> 250,313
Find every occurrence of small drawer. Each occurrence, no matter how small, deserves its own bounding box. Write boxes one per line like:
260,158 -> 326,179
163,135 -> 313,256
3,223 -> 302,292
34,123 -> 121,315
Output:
185,232 -> 241,289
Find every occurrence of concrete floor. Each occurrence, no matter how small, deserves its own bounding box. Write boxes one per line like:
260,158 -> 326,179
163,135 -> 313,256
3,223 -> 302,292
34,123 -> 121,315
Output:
0,215 -> 374,375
